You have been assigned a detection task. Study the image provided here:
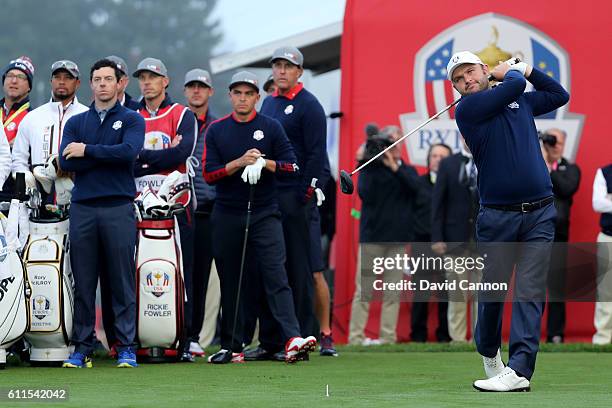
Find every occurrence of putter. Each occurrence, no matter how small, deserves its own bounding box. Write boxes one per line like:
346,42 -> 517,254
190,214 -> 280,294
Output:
340,57 -> 520,194
230,185 -> 255,352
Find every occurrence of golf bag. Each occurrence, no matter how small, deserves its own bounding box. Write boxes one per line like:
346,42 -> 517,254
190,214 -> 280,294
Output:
135,216 -> 185,362
22,215 -> 74,363
0,201 -> 31,369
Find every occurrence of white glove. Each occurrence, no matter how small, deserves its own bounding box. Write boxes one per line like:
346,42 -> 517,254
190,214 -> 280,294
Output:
315,188 -> 325,207
241,157 -> 266,185
55,177 -> 74,206
507,61 -> 528,76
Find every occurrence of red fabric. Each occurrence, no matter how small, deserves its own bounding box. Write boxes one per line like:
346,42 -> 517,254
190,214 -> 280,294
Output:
272,82 -> 304,100
333,0 -> 608,343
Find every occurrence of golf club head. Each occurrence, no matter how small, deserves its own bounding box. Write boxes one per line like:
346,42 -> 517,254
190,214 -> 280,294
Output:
340,170 -> 354,195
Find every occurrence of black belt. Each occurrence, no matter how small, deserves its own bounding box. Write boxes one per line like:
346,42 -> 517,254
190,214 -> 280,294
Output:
484,196 -> 554,213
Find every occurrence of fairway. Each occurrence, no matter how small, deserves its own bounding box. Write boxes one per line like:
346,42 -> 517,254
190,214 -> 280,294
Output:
1,346 -> 611,407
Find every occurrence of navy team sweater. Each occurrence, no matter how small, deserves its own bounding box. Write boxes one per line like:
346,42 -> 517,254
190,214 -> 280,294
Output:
260,83 -> 326,200
455,68 -> 569,205
203,111 -> 298,213
59,101 -> 145,204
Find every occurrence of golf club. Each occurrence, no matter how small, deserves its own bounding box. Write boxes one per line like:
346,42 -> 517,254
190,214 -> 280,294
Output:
230,184 -> 255,352
339,57 -> 520,195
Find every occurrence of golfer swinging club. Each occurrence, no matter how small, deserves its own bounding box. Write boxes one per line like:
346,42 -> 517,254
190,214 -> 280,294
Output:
448,52 -> 569,391
203,71 -> 316,364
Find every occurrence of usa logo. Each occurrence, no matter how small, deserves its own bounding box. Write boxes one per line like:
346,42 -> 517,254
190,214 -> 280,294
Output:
145,131 -> 171,150
399,13 -> 584,166
112,120 -> 122,130
145,271 -> 172,298
253,130 -> 264,141
284,105 -> 294,115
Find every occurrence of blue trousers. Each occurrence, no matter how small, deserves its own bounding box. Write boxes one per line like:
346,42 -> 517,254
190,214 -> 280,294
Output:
70,202 -> 136,355
474,202 -> 556,379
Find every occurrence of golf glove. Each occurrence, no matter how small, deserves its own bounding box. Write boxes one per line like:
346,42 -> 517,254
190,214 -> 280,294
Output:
241,157 -> 266,185
315,188 -> 325,206
507,61 -> 528,76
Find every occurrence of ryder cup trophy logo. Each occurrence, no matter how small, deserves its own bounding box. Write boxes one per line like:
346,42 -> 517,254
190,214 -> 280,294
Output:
400,12 -> 584,166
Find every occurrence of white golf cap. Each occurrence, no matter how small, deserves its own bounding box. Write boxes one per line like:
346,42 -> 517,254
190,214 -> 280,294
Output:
184,68 -> 212,88
446,51 -> 484,81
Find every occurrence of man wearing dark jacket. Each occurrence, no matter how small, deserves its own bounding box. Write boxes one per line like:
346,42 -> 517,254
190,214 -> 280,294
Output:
409,143 -> 452,342
541,128 -> 580,343
431,142 -> 481,342
348,127 -> 418,345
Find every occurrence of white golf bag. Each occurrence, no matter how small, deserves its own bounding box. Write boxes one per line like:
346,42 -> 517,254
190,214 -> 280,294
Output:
22,216 -> 74,363
0,201 -> 31,369
135,216 -> 185,362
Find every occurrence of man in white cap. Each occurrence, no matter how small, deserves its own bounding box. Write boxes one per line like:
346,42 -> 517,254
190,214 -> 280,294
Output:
447,51 -> 569,391
132,57 -> 197,362
183,68 -> 219,356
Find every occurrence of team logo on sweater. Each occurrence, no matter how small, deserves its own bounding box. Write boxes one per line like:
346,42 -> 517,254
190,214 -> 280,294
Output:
112,120 -> 123,130
284,105 -> 294,115
508,102 -> 520,109
253,130 -> 264,141
399,12 -> 584,166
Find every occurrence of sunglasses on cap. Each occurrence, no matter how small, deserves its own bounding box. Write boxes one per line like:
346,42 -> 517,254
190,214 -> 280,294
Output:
51,60 -> 79,76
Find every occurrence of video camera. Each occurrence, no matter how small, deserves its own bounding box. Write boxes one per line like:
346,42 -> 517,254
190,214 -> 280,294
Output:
538,131 -> 557,147
361,123 -> 393,165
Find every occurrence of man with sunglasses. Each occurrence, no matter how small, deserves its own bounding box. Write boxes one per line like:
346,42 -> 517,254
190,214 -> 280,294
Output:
12,59 -> 87,203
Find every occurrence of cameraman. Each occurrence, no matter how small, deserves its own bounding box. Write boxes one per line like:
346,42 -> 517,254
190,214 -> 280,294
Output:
348,125 -> 418,345
540,128 -> 581,343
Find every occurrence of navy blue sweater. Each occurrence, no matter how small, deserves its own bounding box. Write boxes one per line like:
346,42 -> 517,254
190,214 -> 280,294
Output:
203,112 -> 298,213
59,101 -> 145,203
260,83 -> 326,200
193,109 -> 217,211
455,68 -> 569,205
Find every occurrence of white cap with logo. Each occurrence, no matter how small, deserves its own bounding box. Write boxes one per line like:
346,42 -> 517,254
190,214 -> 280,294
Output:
446,51 -> 484,81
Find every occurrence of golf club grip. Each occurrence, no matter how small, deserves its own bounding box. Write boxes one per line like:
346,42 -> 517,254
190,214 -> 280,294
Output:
488,57 -> 522,81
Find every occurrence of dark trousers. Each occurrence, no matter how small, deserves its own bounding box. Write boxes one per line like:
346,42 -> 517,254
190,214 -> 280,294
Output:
212,207 -> 300,352
410,239 -> 450,342
474,202 -> 556,380
191,210 -> 215,342
545,234 -> 568,341
176,208 -> 194,350
278,192 -> 315,336
70,202 -> 136,355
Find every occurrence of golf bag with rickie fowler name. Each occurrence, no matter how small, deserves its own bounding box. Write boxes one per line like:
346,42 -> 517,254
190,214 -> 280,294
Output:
0,198 -> 31,370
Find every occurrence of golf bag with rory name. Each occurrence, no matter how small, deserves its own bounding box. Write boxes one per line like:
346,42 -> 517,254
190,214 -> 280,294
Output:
22,212 -> 74,364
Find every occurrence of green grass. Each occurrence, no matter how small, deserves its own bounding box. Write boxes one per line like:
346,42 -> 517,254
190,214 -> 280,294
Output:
1,347 -> 611,407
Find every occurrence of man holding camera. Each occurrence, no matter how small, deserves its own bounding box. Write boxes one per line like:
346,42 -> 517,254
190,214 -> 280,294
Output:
348,125 -> 417,345
540,128 -> 580,343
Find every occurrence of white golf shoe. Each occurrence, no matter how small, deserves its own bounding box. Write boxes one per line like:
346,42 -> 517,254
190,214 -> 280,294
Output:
473,366 -> 530,392
483,349 -> 505,378
285,336 -> 317,363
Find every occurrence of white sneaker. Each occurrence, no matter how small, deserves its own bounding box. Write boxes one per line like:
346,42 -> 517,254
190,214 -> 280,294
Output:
189,342 -> 205,357
285,336 -> 317,363
483,349 -> 505,378
473,366 -> 530,392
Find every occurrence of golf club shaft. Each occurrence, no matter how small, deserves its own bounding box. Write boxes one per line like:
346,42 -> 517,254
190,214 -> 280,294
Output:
230,185 -> 255,350
350,98 -> 461,176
